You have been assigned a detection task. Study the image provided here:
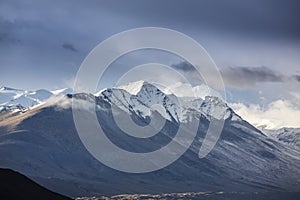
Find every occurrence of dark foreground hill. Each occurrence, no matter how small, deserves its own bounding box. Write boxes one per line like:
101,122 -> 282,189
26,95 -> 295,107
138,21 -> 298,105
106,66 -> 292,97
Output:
0,168 -> 71,200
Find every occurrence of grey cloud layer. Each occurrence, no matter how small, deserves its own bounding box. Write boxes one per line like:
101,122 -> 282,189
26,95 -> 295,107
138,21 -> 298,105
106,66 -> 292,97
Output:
293,75 -> 300,82
221,66 -> 284,87
100,0 -> 300,40
172,62 -> 298,88
0,0 -> 299,91
171,62 -> 195,72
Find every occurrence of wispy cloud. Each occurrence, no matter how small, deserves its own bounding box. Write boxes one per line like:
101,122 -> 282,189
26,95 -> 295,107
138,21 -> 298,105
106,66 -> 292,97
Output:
62,43 -> 78,52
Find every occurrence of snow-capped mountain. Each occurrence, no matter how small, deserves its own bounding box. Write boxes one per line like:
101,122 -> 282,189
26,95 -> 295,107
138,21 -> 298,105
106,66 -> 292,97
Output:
100,81 -> 181,122
0,81 -> 237,123
183,96 -> 242,122
0,86 -> 72,112
0,82 -> 300,198
100,81 -> 241,123
262,127 -> 300,150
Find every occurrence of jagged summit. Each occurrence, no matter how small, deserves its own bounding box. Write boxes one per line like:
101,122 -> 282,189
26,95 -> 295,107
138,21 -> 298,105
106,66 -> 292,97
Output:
117,80 -> 147,95
116,80 -> 164,96
94,81 -> 239,123
99,82 -> 181,122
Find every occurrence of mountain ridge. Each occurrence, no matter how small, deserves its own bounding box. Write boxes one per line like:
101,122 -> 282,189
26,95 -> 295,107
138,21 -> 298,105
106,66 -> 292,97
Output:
0,82 -> 300,197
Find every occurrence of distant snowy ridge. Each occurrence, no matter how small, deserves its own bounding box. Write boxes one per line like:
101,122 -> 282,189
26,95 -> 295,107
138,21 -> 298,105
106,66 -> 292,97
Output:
0,86 -> 72,112
262,127 -> 300,150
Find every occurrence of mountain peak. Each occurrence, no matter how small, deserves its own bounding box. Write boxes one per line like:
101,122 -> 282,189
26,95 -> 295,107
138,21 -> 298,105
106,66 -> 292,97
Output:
117,80 -> 161,96
99,81 -> 180,122
199,96 -> 242,121
0,86 -> 21,92
117,80 -> 146,95
137,81 -> 163,95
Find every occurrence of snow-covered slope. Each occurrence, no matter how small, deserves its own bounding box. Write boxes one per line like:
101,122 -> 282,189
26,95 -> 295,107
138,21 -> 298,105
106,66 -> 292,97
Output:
51,88 -> 73,96
117,80 -> 145,95
0,86 -> 26,105
100,81 -> 181,122
0,86 -> 72,112
181,96 -> 242,122
262,127 -> 300,150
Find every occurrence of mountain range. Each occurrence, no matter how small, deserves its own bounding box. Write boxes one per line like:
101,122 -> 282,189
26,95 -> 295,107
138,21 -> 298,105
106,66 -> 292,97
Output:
0,81 -> 300,198
0,86 -> 72,112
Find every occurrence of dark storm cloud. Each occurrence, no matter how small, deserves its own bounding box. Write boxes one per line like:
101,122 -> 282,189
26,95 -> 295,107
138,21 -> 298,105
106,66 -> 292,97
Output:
0,0 -> 300,90
1,0 -> 300,45
62,43 -> 78,52
171,62 -> 286,87
100,0 -> 300,40
171,62 -> 195,72
0,18 -> 20,44
1,0 -> 299,54
293,75 -> 300,82
0,17 -> 59,47
221,66 -> 284,87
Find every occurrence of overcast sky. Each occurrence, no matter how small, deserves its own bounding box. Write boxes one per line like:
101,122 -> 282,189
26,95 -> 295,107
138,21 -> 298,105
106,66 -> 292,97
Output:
0,0 -> 299,128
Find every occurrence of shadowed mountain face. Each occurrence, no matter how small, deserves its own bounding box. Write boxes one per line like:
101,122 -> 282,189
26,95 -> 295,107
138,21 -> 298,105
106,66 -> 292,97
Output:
0,168 -> 71,200
0,84 -> 300,198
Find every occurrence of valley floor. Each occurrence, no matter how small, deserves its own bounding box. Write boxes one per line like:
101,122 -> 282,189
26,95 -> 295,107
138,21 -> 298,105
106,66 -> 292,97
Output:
76,191 -> 300,200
